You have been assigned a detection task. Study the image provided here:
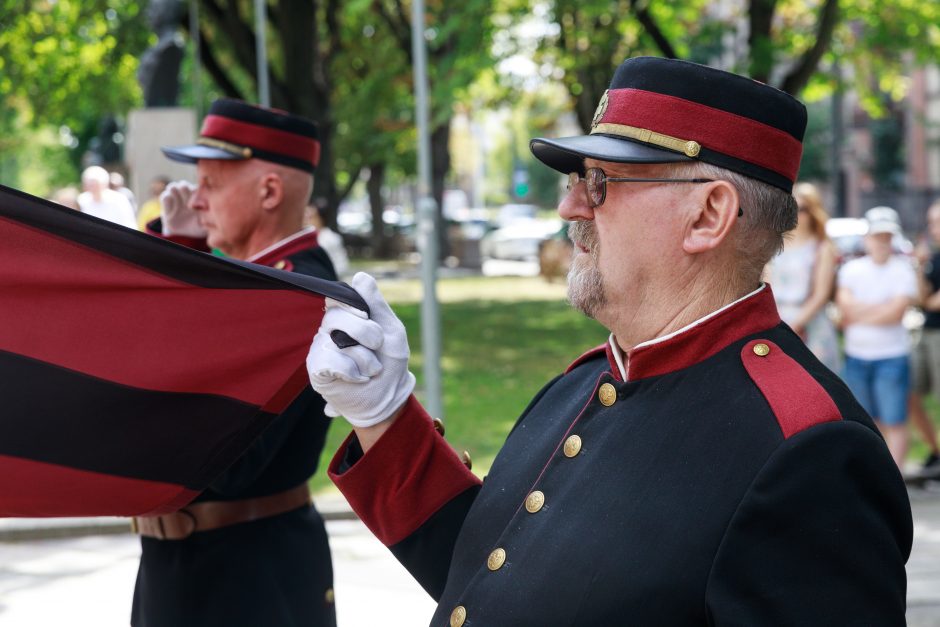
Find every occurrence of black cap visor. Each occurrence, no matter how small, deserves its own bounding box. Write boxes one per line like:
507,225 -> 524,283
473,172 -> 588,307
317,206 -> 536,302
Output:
530,134 -> 691,175
161,144 -> 247,165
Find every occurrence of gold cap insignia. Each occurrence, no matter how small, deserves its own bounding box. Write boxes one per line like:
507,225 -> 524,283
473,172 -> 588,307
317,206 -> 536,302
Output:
591,90 -> 610,130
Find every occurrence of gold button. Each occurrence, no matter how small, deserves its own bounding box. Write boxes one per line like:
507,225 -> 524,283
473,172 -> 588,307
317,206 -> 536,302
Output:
461,450 -> 472,470
324,588 -> 334,604
598,382 -> 617,406
432,418 -> 445,436
525,490 -> 545,513
487,547 -> 506,571
450,606 -> 467,627
564,435 -> 582,458
753,343 -> 770,357
274,259 -> 288,270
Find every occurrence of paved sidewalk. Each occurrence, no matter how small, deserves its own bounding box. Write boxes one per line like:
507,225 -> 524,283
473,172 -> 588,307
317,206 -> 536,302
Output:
0,517 -> 434,627
2,486 -> 939,624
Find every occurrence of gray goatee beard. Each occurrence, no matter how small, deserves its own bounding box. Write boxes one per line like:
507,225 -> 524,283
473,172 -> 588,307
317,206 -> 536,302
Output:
566,220 -> 606,318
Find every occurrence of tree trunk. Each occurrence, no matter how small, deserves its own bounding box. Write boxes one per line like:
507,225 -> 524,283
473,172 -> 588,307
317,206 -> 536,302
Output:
367,163 -> 391,258
431,119 -> 451,259
747,0 -> 778,83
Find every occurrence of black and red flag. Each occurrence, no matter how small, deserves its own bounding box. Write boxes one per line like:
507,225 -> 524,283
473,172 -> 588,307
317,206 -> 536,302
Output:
0,184 -> 364,517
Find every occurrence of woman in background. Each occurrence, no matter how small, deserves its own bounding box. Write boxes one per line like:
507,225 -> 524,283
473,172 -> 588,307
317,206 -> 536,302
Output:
766,182 -> 841,372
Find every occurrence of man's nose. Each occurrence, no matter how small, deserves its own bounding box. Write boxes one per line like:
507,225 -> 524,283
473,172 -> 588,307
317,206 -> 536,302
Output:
557,182 -> 594,222
188,189 -> 205,212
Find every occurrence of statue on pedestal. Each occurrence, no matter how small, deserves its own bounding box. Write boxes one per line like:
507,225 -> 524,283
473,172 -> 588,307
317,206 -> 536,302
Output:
137,0 -> 185,107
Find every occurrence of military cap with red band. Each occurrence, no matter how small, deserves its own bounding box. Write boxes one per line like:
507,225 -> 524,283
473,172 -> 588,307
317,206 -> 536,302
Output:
530,57 -> 807,193
162,98 -> 320,173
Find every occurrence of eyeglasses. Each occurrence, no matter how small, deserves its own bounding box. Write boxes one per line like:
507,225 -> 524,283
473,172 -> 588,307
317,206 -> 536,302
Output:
567,167 -> 715,209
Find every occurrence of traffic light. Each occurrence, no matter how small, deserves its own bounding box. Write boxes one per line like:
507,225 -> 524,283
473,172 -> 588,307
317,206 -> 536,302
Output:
512,167 -> 530,199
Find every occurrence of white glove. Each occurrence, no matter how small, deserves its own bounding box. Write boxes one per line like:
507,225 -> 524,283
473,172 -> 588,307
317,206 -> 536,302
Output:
306,272 -> 416,428
159,181 -> 206,238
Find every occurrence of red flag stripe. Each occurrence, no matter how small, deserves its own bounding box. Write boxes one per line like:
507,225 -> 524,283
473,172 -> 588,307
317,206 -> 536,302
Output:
0,454 -> 198,517
0,216 -> 322,409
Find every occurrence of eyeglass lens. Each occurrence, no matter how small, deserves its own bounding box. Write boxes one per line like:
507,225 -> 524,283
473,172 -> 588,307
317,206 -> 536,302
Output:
566,169 -> 605,208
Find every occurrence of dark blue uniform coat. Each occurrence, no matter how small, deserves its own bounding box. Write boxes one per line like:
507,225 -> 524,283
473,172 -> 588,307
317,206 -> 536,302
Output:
332,286 -> 912,626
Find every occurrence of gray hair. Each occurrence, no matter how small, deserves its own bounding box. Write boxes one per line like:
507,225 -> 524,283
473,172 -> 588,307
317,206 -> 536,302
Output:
667,161 -> 797,288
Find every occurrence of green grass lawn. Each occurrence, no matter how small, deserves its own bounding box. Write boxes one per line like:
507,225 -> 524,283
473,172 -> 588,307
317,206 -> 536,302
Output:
309,275 -> 608,493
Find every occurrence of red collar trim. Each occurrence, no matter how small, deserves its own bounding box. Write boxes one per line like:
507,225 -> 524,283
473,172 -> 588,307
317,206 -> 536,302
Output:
249,229 -> 320,268
565,286 -> 781,381
626,285 -> 780,380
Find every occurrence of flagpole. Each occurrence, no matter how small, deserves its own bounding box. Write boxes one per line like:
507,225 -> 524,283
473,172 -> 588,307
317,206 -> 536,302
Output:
411,0 -> 443,419
254,0 -> 270,107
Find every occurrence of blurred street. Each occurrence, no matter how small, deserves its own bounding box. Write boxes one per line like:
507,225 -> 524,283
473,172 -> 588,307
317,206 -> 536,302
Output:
1,487 -> 939,626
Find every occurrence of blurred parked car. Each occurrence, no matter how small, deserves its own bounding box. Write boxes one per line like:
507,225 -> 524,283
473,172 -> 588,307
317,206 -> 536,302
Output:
495,203 -> 539,226
480,217 -> 562,261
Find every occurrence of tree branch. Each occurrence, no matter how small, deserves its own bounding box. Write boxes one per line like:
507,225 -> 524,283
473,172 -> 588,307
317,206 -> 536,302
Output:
780,0 -> 840,95
374,0 -> 412,64
197,23 -> 245,99
629,0 -> 678,59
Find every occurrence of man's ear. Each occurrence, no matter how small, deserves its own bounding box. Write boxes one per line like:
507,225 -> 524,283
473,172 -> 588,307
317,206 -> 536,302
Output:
259,173 -> 285,211
682,180 -> 739,254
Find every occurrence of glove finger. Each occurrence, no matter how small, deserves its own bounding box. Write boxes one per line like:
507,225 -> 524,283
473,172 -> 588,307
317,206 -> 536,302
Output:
323,402 -> 341,418
325,297 -> 369,319
320,306 -> 385,350
340,344 -> 384,378
351,272 -> 407,336
307,331 -> 369,383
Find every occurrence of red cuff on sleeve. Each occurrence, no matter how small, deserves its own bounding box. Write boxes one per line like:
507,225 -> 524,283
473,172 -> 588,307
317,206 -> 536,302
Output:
328,395 -> 482,546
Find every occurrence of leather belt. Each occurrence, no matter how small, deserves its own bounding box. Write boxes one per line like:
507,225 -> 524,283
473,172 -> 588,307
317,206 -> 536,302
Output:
131,483 -> 312,540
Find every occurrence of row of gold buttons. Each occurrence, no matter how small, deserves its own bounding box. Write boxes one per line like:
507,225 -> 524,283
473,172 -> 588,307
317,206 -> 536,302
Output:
450,420 -> 587,625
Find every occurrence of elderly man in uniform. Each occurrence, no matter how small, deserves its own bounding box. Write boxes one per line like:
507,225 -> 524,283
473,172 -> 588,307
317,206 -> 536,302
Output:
132,98 -> 337,627
307,58 -> 912,625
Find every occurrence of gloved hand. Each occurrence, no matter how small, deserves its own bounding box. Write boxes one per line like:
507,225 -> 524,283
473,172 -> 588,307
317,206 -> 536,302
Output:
159,181 -> 205,237
306,272 -> 416,428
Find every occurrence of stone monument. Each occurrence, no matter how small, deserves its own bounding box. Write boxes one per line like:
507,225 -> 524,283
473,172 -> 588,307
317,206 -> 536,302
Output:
127,0 -> 196,206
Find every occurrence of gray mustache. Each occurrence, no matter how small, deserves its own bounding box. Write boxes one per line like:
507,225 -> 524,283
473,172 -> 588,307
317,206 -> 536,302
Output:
569,220 -> 597,251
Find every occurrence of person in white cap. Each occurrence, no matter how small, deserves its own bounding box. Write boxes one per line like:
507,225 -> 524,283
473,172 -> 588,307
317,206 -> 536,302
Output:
837,206 -> 918,469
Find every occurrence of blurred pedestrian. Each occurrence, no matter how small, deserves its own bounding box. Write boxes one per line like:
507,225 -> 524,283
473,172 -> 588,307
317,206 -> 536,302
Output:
837,206 -> 918,469
77,165 -> 136,229
131,98 -> 337,627
765,182 -> 840,372
909,198 -> 940,477
308,57 -> 911,624
110,170 -> 137,210
305,201 -> 349,276
48,186 -> 80,210
136,175 -> 170,231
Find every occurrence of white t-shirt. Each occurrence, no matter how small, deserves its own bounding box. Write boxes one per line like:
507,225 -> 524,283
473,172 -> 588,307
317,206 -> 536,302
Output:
77,189 -> 137,230
838,255 -> 917,360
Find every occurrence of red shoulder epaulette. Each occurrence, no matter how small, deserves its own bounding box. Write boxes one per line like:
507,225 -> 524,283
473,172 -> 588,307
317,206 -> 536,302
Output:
741,339 -> 842,438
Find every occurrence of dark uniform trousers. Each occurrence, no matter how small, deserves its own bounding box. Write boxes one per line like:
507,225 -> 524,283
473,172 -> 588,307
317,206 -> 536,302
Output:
132,232 -> 338,627
332,286 -> 913,626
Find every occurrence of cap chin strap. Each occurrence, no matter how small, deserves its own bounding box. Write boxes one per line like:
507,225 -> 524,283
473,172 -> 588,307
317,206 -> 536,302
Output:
590,123 -> 701,158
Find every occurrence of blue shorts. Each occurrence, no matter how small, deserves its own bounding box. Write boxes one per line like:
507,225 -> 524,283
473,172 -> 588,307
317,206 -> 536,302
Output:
842,355 -> 910,426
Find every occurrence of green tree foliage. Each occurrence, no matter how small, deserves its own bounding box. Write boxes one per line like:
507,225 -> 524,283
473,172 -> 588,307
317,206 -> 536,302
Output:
532,0 -> 940,135
0,0 -> 150,191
